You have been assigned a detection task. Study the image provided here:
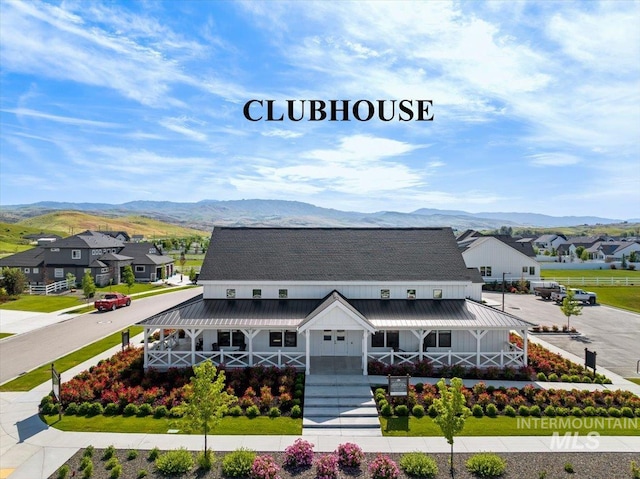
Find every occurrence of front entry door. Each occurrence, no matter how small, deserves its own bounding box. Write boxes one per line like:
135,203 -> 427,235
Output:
321,330 -> 348,356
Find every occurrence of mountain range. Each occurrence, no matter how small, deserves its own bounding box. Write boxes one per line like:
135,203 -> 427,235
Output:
0,200 -> 633,231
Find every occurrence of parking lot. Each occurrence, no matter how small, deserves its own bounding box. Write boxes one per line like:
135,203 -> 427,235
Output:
483,291 -> 640,379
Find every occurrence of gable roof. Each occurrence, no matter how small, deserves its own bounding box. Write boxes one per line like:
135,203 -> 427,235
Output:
459,236 -> 538,261
118,243 -> 174,265
45,231 -> 124,249
298,290 -> 376,333
200,227 -> 480,283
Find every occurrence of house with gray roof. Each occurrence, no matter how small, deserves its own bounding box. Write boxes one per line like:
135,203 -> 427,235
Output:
139,227 -> 533,375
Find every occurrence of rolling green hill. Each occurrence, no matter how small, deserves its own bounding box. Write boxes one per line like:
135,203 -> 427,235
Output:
0,211 -> 208,255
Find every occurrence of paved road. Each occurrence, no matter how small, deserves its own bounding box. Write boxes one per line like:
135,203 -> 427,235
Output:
0,288 -> 202,384
484,291 -> 640,378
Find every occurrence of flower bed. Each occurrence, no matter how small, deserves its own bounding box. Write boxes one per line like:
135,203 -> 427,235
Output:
374,381 -> 640,419
48,348 -> 303,418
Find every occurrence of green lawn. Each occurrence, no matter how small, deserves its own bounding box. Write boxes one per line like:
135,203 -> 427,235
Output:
0,326 -> 143,392
587,286 -> 640,313
0,332 -> 15,340
381,415 -> 640,436
42,414 -> 302,435
626,378 -> 640,385
96,283 -> 167,295
0,294 -> 88,312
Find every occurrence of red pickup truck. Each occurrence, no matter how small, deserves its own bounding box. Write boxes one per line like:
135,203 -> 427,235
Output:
94,292 -> 131,312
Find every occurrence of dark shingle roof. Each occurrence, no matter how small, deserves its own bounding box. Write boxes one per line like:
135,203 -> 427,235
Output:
0,247 -> 45,267
119,243 -> 174,265
199,227 -> 478,282
46,231 -> 124,249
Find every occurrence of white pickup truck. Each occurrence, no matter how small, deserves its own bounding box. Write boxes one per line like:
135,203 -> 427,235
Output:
550,286 -> 597,305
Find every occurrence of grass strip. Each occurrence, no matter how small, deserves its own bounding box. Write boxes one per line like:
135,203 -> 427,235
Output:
381,415 -> 640,436
0,326 -> 143,392
41,414 -> 302,435
0,332 -> 15,339
585,286 -> 640,313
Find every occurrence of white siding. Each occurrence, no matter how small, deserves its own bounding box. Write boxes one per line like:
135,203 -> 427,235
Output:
462,237 -> 540,282
202,281 -> 476,300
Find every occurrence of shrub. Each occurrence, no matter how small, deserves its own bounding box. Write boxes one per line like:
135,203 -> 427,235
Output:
631,461 -> 640,479
222,448 -> 257,477
290,405 -> 302,419
82,461 -> 93,479
228,405 -> 243,417
127,450 -> 139,460
414,382 -> 424,393
80,456 -> 92,471
608,407 -> 622,418
155,448 -> 194,475
399,452 -> 438,478
77,402 -> 91,416
246,405 -> 260,418
548,373 -> 559,382
335,442 -> 364,469
571,407 -> 583,417
102,445 -> 116,461
169,407 -> 183,418
153,405 -> 168,418
544,406 -> 556,417
530,405 -> 542,417
251,454 -> 280,479
109,465 -> 122,479
564,462 -> 574,473
64,402 -> 78,415
268,406 -> 281,418
583,406 -> 596,417
486,403 -> 498,418
395,405 -> 409,417
536,372 -> 547,381
465,453 -> 507,478
381,403 -> 393,417
504,405 -> 516,417
87,402 -> 103,417
472,404 -> 484,418
138,403 -> 153,417
83,446 -> 95,458
197,449 -> 215,471
368,454 -> 400,479
316,454 -> 338,479
123,403 -> 139,417
427,404 -> 438,418
105,457 -> 119,470
284,439 -> 314,469
104,403 -> 120,416
412,404 -> 425,418
518,406 -> 530,417
57,464 -> 70,479
148,447 -> 160,461
621,407 -> 634,418
136,470 -> 148,479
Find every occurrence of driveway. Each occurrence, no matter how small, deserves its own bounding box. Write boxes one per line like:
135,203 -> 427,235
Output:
483,291 -> 640,379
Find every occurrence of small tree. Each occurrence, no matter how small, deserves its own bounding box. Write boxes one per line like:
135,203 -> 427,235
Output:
189,267 -> 197,283
560,288 -> 582,330
629,251 -> 638,263
1,267 -> 27,296
580,249 -> 589,262
181,360 -> 232,458
621,254 -> 627,269
65,272 -> 76,289
432,377 -> 470,475
179,253 -> 186,273
575,246 -> 585,259
122,265 -> 135,292
82,271 -> 96,300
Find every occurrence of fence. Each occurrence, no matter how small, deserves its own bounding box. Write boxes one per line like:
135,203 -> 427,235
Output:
28,279 -> 73,295
541,277 -> 638,286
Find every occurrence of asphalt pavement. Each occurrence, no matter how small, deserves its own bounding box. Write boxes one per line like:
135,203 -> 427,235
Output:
483,291 -> 640,379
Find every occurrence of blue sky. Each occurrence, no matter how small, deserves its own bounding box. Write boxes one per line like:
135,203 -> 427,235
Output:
1,1 -> 638,219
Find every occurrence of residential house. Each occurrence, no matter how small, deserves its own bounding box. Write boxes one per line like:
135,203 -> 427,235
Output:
458,234 -> 540,283
119,242 -> 175,282
97,231 -> 131,242
0,231 -> 174,288
533,234 -> 566,254
139,227 -> 533,375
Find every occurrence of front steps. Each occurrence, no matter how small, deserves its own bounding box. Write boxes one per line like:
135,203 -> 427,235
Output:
302,374 -> 382,437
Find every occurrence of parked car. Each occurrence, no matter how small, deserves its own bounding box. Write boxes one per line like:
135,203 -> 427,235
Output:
94,292 -> 131,311
550,287 -> 597,305
533,281 -> 562,299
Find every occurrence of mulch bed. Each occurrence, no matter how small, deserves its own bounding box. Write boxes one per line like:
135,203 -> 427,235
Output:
51,449 -> 640,479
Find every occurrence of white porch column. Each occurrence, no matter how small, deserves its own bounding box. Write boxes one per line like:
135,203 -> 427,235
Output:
185,328 -> 203,366
411,329 -> 430,360
469,329 -> 488,367
305,330 -> 311,375
143,327 -> 149,368
242,329 -> 259,366
523,329 -> 528,366
362,331 -> 368,375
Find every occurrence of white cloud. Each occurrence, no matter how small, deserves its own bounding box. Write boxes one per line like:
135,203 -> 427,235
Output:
528,153 -> 582,167
159,117 -> 208,142
2,108 -> 119,128
261,129 -> 303,139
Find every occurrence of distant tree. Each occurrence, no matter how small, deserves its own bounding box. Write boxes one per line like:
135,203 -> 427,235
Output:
560,288 -> 582,330
179,252 -> 186,273
621,254 -> 628,269
122,265 -> 135,292
580,249 -> 589,262
432,377 -> 470,475
180,360 -> 232,460
498,226 -> 513,236
575,246 -> 585,259
630,251 -> 638,263
81,271 -> 96,300
1,267 -> 27,296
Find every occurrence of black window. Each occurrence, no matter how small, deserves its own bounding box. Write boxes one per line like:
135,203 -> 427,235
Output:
269,331 -> 282,347
372,332 -> 384,347
232,331 -> 245,347
218,331 -> 231,347
279,289 -> 288,299
252,289 -> 261,299
439,331 -> 452,348
284,331 -> 297,347
387,330 -> 399,349
423,331 -> 451,349
424,332 -> 437,349
529,266 -> 535,275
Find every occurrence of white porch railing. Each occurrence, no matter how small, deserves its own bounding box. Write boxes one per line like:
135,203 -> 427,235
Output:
368,348 -> 525,369
146,349 -> 306,370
